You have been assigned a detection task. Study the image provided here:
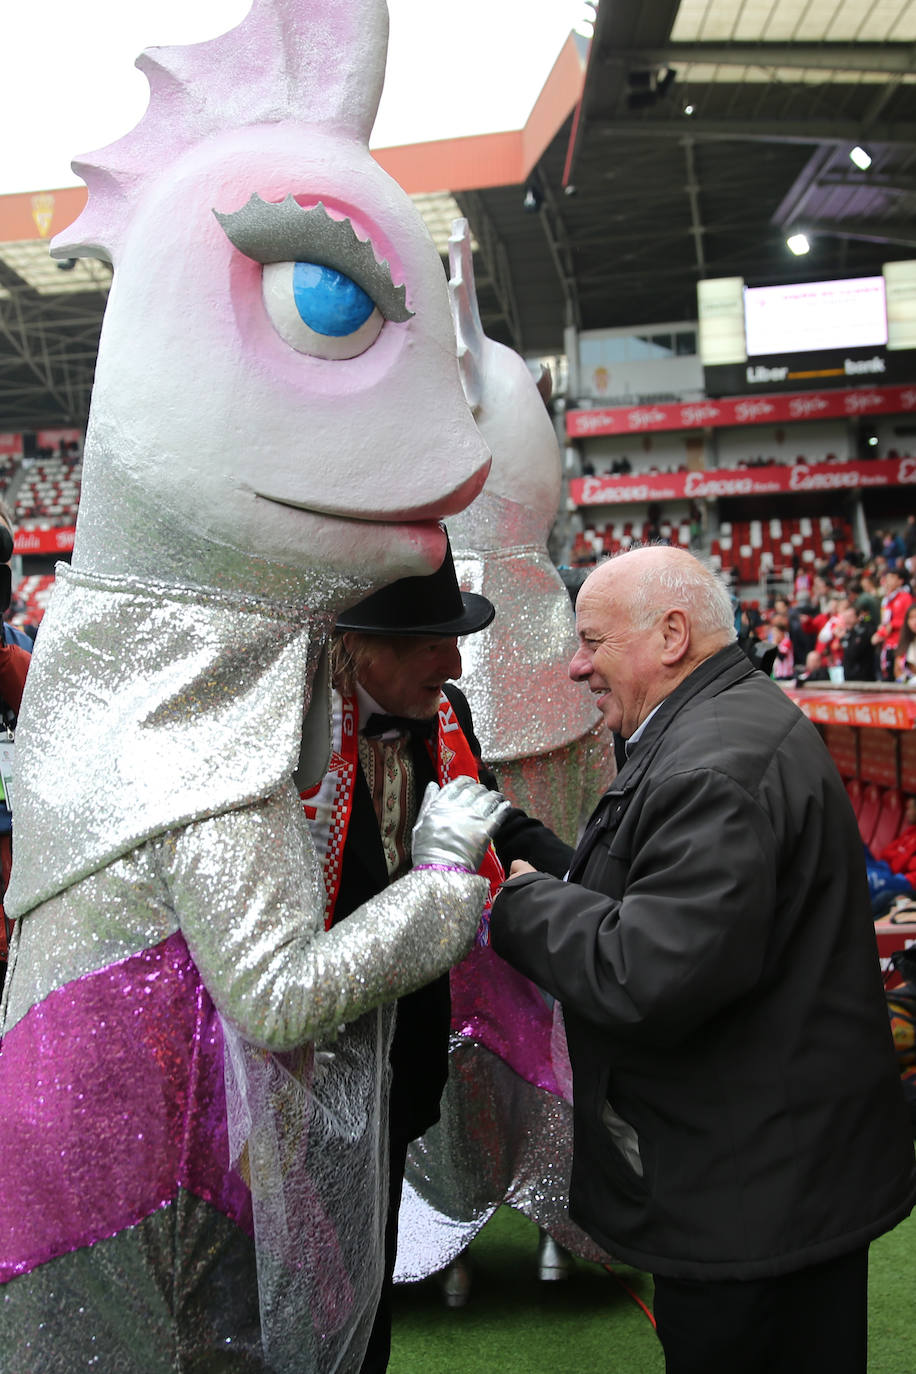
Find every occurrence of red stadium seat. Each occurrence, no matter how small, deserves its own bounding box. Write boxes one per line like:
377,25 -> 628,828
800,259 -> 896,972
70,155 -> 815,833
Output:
845,778 -> 863,818
870,788 -> 904,858
857,783 -> 883,848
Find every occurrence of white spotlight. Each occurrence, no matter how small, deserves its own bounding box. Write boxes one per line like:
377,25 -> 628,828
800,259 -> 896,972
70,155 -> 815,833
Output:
787,233 -> 810,256
849,145 -> 872,171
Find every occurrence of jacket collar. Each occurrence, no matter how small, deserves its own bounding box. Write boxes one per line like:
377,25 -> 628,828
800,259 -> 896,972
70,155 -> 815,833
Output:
607,641 -> 755,797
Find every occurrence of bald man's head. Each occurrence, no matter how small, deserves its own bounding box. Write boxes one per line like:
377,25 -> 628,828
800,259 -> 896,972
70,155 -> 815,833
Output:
569,546 -> 736,738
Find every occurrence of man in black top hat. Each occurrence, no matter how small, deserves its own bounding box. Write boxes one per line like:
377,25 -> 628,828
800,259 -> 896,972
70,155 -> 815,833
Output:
304,532 -> 572,1373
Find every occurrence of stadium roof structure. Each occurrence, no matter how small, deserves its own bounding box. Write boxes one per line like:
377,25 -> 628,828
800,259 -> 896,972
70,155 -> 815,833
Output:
1,0 -> 915,432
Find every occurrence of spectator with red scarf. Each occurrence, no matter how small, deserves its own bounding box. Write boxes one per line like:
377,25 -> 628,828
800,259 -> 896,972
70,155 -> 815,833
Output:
879,796 -> 916,886
873,567 -> 914,680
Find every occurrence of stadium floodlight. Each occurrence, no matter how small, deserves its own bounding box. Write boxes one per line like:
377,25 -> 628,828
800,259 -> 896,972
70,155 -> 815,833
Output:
849,145 -> 872,171
786,233 -> 810,256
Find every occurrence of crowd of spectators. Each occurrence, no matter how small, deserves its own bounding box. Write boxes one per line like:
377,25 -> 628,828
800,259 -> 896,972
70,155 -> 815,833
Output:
739,518 -> 916,684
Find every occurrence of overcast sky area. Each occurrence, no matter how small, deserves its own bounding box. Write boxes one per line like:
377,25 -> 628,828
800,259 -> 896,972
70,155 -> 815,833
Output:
1,0 -> 593,196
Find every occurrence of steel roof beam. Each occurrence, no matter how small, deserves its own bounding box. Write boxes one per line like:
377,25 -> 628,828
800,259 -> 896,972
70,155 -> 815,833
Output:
613,43 -> 916,75
802,219 -> 916,249
593,120 -> 916,147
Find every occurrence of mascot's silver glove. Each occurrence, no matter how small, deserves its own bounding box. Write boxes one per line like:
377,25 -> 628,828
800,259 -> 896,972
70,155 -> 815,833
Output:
412,775 -> 511,873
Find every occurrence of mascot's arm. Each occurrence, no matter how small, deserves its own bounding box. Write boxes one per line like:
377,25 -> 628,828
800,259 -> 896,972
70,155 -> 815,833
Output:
165,784 -> 489,1051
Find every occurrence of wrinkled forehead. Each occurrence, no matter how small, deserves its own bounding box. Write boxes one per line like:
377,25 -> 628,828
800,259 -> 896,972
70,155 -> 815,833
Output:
575,568 -> 629,637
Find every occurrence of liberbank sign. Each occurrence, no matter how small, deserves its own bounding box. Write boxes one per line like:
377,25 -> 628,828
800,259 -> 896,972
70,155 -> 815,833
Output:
706,345 -> 909,397
570,457 -> 916,507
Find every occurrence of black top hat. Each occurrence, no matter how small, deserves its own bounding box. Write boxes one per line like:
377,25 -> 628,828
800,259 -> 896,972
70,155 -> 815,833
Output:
335,530 -> 495,637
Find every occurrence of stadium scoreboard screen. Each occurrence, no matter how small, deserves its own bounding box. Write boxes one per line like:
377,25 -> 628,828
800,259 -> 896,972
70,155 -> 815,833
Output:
698,263 -> 916,396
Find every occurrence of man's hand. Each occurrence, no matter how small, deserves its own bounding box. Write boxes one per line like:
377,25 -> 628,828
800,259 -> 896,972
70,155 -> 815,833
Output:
508,859 -> 537,878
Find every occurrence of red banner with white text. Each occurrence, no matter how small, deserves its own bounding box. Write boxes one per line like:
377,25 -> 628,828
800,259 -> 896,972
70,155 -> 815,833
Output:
13,527 -> 75,555
566,382 -> 916,439
784,688 -> 916,731
570,456 -> 916,507
36,428 -> 82,450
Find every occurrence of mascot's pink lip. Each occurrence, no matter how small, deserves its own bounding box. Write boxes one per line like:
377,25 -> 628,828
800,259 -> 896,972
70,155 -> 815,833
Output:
253,462 -> 489,523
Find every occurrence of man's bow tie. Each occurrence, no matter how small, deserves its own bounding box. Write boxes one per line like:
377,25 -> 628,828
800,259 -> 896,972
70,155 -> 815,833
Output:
362,712 -> 436,741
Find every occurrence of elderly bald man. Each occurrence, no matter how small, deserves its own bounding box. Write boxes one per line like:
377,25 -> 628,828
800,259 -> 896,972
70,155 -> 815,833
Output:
490,545 -> 915,1374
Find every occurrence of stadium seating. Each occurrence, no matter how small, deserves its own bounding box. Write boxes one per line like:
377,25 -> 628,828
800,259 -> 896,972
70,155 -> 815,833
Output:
869,787 -> 905,857
856,783 -> 885,849
15,456 -> 82,527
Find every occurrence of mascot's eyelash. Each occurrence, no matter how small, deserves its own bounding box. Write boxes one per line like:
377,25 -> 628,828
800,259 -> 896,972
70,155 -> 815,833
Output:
214,195 -> 413,322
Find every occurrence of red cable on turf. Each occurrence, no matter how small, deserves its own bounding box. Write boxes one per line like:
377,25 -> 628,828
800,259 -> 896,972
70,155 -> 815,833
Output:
603,1264 -> 659,1331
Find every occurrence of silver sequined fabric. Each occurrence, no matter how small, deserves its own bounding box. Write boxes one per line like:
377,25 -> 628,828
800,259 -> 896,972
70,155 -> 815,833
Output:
454,544 -> 603,763
394,502 -> 617,1281
5,564 -> 333,921
0,566 -> 490,1373
396,1037 -> 610,1282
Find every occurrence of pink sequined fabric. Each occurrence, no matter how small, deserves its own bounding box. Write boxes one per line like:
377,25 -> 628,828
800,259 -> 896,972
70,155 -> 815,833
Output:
449,946 -> 563,1098
0,932 -> 251,1282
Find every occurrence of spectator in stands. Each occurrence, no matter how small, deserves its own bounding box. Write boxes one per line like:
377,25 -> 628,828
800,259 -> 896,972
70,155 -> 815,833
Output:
854,573 -> 881,631
761,611 -> 795,679
882,530 -> 906,570
894,603 -> 916,683
797,649 -> 830,683
840,606 -> 877,683
793,564 -> 811,601
878,796 -> 916,888
811,573 -> 831,612
873,567 -> 914,681
815,596 -> 851,668
770,595 -> 811,666
904,514 -> 916,561
0,500 -> 32,994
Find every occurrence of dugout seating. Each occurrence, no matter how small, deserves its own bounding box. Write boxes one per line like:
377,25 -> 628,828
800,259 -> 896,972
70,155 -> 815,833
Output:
856,784 -> 885,849
870,788 -> 905,857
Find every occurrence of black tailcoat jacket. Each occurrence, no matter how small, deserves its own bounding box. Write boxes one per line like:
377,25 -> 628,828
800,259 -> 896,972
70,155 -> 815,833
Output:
333,684 -> 573,1144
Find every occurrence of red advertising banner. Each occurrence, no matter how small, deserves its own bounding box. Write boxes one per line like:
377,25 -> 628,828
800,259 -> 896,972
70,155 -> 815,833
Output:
0,434 -> 21,458
566,381 -> 916,439
13,527 -> 75,555
571,456 -> 916,507
785,688 -> 916,731
36,428 -> 82,450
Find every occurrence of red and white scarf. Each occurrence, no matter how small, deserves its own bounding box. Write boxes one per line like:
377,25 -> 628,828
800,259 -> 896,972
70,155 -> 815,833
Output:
300,691 -> 504,931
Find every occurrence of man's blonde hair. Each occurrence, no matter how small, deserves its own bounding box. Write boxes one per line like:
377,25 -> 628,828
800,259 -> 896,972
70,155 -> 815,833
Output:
329,631 -> 425,694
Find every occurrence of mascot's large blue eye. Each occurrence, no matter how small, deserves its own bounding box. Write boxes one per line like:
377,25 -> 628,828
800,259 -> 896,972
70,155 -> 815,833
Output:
292,263 -> 375,337
262,260 -> 385,359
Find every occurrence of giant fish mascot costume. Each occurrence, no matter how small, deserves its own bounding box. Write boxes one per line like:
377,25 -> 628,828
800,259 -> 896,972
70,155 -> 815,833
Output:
396,221 -> 615,1284
0,4 -> 510,1371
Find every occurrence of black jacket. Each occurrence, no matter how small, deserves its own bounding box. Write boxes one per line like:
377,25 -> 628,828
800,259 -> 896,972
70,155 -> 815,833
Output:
334,683 -> 572,1143
491,642 -> 916,1279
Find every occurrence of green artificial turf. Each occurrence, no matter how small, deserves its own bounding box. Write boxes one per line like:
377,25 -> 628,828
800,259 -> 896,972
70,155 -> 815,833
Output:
390,1200 -> 916,1373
